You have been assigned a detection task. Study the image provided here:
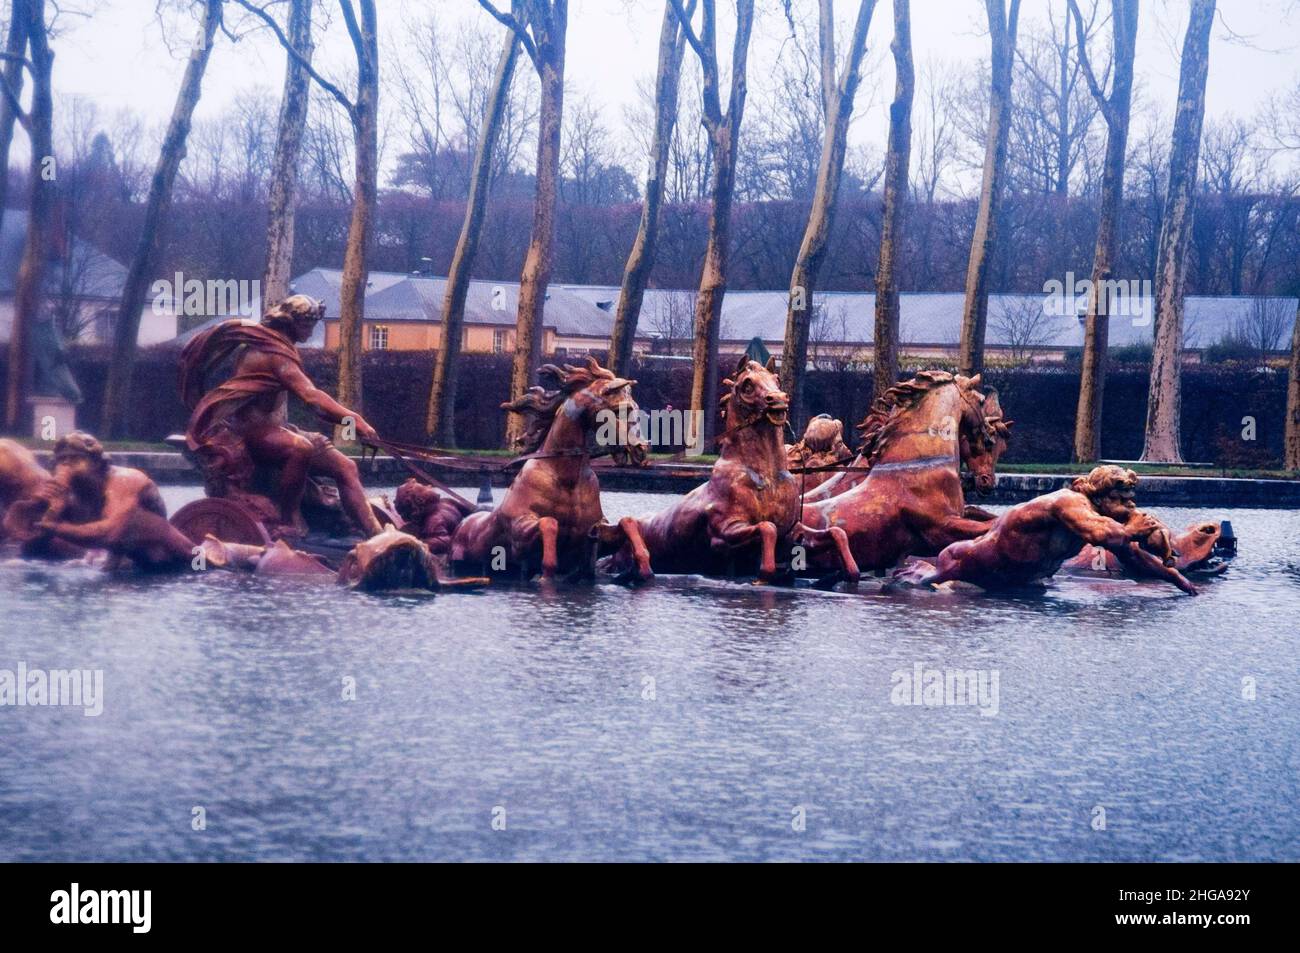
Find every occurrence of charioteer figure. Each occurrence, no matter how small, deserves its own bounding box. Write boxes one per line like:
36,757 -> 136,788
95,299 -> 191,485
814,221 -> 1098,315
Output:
179,294 -> 383,540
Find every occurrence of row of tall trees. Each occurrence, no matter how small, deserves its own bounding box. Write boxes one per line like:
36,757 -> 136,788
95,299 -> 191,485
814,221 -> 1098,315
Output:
2,0 -> 1299,467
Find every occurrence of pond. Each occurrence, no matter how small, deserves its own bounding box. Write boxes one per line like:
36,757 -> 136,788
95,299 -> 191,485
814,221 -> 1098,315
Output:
1,487 -> 1297,861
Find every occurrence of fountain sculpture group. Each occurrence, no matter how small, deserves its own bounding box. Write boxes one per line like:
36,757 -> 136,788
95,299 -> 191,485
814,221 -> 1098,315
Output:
0,295 -> 1228,595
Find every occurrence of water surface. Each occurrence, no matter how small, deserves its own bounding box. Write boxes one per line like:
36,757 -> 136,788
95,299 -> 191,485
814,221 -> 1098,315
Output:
1,488 -> 1296,861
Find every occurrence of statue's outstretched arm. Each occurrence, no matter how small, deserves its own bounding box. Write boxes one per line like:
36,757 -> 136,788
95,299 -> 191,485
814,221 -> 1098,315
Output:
1052,496 -> 1130,550
279,360 -> 376,440
1115,544 -> 1199,595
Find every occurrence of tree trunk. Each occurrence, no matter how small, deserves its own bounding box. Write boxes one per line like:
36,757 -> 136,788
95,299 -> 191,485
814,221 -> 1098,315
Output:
506,5 -> 567,447
957,0 -> 1020,377
334,1 -> 379,422
690,119 -> 740,440
685,0 -> 754,444
1071,0 -> 1138,463
871,0 -> 913,404
261,0 -> 314,310
3,0 -> 50,432
426,27 -> 520,445
780,0 -> 879,428
1140,0 -> 1214,464
100,0 -> 221,437
1054,10 -> 1070,196
607,1 -> 687,378
1285,298 -> 1300,470
0,0 -> 27,221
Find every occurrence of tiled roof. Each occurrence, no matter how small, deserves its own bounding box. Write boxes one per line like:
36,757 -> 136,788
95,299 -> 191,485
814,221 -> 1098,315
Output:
291,269 -> 616,340
0,209 -> 128,299
282,269 -> 1298,353
558,284 -> 1299,351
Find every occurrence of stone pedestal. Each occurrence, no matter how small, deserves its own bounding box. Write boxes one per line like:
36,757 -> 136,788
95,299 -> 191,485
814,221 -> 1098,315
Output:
28,395 -> 77,440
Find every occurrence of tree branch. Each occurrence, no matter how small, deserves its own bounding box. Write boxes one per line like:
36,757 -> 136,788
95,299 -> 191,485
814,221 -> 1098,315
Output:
476,0 -> 539,69
337,0 -> 366,64
668,0 -> 706,64
230,0 -> 355,115
0,72 -> 30,131
840,0 -> 878,95
1066,0 -> 1115,126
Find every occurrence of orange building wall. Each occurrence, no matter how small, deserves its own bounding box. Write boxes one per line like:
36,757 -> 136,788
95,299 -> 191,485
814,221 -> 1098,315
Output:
322,321 -> 553,355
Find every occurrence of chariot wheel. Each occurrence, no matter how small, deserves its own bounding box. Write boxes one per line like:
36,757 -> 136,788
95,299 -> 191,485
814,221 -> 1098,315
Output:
170,498 -> 273,547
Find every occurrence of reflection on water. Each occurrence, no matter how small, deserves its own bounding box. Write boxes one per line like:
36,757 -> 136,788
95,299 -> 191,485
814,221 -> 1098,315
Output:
0,488 -> 1297,861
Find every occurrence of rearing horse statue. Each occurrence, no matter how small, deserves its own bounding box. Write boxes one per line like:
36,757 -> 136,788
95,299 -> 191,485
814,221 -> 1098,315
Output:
800,375 -> 1007,504
450,357 -> 653,581
796,371 -> 1012,574
607,356 -> 859,584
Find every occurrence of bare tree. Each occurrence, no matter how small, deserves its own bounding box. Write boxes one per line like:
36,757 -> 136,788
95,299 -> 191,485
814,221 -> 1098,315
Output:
643,289 -> 694,356
299,87 -> 353,203
1009,1 -> 1102,196
262,0 -> 314,308
235,0 -> 380,428
1286,298 -> 1300,469
1070,0 -> 1138,462
778,0 -> 876,426
872,0 -> 913,402
607,0 -> 690,377
1141,0 -> 1215,464
672,0 -> 755,442
957,0 -> 1021,376
990,297 -> 1060,365
389,15 -> 537,200
809,300 -> 856,370
662,62 -> 712,202
478,0 -> 569,446
1,0 -> 53,430
100,0 -> 222,436
1233,297 -> 1292,359
425,24 -> 520,445
0,0 -> 27,221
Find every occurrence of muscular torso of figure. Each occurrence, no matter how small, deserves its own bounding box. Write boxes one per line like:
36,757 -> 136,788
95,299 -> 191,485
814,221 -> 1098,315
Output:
995,504 -> 1084,568
60,467 -> 164,524
230,349 -> 291,431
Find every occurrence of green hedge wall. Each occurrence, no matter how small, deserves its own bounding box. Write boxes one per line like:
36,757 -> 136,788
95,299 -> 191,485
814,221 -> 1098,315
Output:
0,344 -> 1288,466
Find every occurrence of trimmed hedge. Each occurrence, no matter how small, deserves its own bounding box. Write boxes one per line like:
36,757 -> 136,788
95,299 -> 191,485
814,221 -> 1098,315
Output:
0,344 -> 1288,466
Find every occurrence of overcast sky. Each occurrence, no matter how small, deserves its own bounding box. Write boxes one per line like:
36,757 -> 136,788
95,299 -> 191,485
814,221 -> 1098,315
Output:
31,0 -> 1300,189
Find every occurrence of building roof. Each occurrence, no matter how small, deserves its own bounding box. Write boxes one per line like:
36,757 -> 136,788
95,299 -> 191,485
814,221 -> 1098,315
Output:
557,284 -> 1300,352
276,268 -> 1298,354
0,209 -> 129,300
290,268 -> 617,342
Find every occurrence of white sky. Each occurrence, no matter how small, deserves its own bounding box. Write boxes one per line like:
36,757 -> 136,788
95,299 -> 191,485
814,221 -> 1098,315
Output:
32,0 -> 1300,190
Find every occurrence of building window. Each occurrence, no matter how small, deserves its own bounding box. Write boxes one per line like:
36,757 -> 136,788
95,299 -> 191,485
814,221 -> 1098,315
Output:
369,325 -> 389,350
493,328 -> 507,354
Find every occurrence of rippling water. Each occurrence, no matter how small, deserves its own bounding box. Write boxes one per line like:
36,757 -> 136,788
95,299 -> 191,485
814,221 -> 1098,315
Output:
1,486 -> 1297,861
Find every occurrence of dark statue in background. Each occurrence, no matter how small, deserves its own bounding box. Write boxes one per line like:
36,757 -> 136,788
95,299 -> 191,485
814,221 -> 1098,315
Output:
30,314 -> 82,403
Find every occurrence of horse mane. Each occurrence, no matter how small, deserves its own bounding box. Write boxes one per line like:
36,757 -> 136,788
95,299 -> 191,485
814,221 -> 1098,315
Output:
502,356 -> 616,454
854,370 -> 958,465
